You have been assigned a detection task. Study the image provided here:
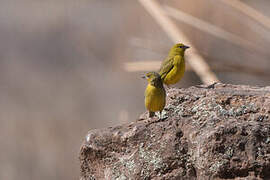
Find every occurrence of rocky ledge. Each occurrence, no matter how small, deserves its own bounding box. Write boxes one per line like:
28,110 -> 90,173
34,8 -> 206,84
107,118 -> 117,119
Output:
79,83 -> 270,180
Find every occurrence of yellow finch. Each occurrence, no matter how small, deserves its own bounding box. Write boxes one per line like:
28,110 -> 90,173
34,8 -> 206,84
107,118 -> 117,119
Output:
143,72 -> 166,118
159,43 -> 190,86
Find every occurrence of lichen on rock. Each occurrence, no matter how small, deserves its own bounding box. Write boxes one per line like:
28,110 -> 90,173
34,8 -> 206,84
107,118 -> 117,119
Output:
80,83 -> 270,180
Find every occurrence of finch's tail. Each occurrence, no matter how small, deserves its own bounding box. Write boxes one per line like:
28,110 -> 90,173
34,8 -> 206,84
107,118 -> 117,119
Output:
149,111 -> 155,118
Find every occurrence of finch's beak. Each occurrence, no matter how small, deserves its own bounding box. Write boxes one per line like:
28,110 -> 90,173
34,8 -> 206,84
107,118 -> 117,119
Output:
141,75 -> 146,79
184,45 -> 190,49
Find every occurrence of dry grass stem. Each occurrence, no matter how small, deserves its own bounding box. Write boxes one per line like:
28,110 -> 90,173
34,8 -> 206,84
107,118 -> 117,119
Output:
220,0 -> 270,30
138,0 -> 220,84
165,6 -> 260,52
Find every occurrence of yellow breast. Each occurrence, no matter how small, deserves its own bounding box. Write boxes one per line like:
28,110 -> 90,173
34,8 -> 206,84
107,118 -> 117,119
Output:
145,84 -> 166,112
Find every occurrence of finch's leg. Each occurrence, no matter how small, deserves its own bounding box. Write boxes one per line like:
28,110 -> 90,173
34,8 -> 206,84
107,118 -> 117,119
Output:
159,111 -> 162,120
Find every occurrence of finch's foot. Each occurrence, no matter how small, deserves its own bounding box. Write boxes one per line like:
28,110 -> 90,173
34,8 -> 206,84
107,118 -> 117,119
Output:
149,111 -> 155,118
159,111 -> 162,120
158,111 -> 168,121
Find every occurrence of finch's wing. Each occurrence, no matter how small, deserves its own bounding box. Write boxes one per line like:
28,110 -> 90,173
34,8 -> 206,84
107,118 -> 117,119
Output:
159,56 -> 174,80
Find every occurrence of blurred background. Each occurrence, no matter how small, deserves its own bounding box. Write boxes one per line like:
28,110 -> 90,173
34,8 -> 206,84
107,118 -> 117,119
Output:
0,0 -> 269,179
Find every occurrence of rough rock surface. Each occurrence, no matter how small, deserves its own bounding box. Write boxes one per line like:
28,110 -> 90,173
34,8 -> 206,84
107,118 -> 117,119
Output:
79,83 -> 270,180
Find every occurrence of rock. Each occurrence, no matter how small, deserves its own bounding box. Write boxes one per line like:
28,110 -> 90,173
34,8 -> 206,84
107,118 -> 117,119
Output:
79,83 -> 270,180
